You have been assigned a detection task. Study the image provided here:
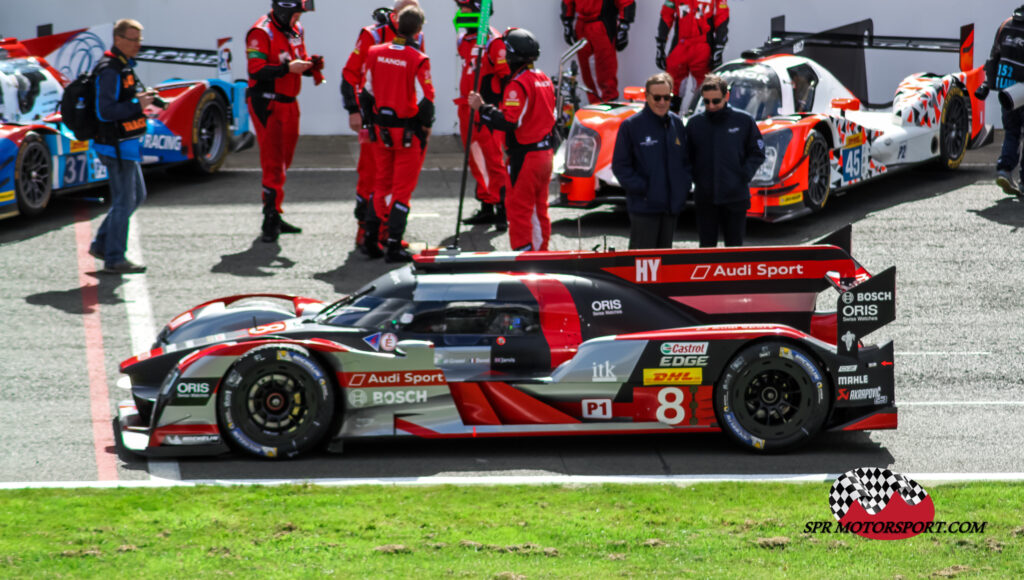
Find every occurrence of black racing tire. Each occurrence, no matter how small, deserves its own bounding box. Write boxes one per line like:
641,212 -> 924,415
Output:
938,84 -> 970,170
187,89 -> 229,174
15,132 -> 52,216
802,130 -> 831,212
218,344 -> 335,459
714,341 -> 830,452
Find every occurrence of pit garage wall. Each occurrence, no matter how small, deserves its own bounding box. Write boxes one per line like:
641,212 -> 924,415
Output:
0,0 -> 1009,134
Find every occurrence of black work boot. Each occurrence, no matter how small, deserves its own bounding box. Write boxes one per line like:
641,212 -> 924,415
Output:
279,219 -> 302,234
385,239 -> 413,263
495,202 -> 508,232
261,209 -> 281,243
463,202 -> 496,225
363,226 -> 384,259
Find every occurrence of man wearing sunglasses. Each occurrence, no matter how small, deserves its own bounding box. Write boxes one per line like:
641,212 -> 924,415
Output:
611,72 -> 691,249
685,74 -> 765,247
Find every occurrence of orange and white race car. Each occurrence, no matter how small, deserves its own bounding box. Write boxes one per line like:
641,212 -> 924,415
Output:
554,17 -> 993,222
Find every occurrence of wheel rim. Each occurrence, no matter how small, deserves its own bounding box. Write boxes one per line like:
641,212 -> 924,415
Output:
806,139 -> 830,207
244,369 -> 313,436
20,144 -> 51,208
732,359 -> 816,439
197,102 -> 226,163
943,97 -> 969,161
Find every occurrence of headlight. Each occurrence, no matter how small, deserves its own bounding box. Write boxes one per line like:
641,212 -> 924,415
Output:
564,122 -> 600,176
750,128 -> 793,187
159,367 -> 181,398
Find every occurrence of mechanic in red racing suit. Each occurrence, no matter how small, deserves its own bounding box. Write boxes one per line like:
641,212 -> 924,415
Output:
657,0 -> 729,113
359,5 -> 435,263
455,0 -> 511,229
341,0 -> 424,251
470,28 -> 556,251
561,0 -> 635,104
247,0 -> 325,243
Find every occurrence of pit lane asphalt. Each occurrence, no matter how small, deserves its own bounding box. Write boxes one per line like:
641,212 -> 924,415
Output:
1,134 -> 1022,484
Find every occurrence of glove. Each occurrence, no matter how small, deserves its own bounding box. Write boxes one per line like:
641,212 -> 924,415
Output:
615,21 -> 630,51
656,43 -> 667,71
710,43 -> 725,69
562,18 -> 576,45
310,54 -> 325,86
975,84 -> 990,100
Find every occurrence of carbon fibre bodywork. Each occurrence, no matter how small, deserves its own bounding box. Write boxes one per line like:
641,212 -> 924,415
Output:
115,227 -> 897,459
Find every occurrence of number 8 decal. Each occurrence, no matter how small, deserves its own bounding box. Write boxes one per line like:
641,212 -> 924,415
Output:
656,387 -> 686,425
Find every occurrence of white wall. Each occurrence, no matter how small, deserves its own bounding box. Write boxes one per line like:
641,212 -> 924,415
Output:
1,0 -> 1013,134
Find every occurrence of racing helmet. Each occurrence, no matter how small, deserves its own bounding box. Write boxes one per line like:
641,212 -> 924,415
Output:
272,0 -> 315,24
1016,5 -> 1024,21
503,28 -> 540,70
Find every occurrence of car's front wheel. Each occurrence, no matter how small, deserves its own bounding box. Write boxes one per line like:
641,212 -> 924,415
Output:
187,89 -> 229,174
714,341 -> 830,452
218,344 -> 335,459
15,132 -> 52,216
938,85 -> 970,170
803,130 -> 831,212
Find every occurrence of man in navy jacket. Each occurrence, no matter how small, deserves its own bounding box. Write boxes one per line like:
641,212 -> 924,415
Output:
612,72 -> 692,249
685,73 -> 765,247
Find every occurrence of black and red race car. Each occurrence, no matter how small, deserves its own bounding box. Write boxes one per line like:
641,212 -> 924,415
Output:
115,226 -> 896,459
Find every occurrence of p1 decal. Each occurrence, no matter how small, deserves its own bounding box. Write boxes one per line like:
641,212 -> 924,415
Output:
829,467 -> 934,540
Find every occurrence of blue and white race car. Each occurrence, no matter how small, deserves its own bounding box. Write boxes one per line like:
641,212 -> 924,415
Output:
0,26 -> 252,219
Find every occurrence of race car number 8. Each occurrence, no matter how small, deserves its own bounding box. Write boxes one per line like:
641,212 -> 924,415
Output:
656,387 -> 687,425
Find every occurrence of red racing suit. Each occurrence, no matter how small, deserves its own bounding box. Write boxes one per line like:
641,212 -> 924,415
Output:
561,0 -> 635,104
658,0 -> 729,97
341,14 -> 425,232
359,38 -> 435,244
478,66 -> 557,251
246,12 -> 311,213
456,26 -> 510,205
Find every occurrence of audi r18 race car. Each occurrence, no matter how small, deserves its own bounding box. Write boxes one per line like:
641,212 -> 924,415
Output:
115,226 -> 897,459
0,25 -> 252,220
555,17 -> 993,222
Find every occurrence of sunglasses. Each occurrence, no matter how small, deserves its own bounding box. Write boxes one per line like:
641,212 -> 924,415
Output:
118,34 -> 143,43
649,93 -> 673,102
703,97 -> 724,105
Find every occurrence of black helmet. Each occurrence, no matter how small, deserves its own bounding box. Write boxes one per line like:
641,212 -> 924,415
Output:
1016,4 -> 1024,21
272,0 -> 315,25
503,28 -> 540,69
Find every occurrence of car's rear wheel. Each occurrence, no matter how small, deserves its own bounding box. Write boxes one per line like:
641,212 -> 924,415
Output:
803,130 -> 831,211
714,341 -> 830,452
938,85 -> 970,170
218,344 -> 335,459
15,132 -> 52,216
187,89 -> 229,174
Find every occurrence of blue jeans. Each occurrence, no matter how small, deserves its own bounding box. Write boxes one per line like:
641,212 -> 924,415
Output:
998,106 -> 1024,179
91,154 -> 147,265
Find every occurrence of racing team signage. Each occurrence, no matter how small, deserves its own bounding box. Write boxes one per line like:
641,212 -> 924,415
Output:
837,267 -> 896,357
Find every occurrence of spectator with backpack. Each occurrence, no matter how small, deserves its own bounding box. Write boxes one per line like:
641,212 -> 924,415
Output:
87,18 -> 157,274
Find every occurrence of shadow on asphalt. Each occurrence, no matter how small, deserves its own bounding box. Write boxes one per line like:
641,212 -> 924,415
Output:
25,274 -> 126,315
968,196 -> 1024,230
169,431 -> 895,481
211,237 -> 297,277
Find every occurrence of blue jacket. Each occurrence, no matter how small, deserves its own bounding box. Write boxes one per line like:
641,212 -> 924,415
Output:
685,105 -> 766,207
611,106 -> 692,215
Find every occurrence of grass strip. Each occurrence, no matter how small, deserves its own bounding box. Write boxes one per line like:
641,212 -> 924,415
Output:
0,482 -> 1021,578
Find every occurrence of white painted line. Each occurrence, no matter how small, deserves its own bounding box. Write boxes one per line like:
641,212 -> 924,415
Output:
895,351 -> 992,356
3,472 -> 1024,489
125,217 -> 181,482
900,401 -> 1024,407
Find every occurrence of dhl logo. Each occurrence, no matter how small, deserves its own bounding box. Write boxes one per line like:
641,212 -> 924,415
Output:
643,368 -> 702,385
845,132 -> 865,148
70,140 -> 89,153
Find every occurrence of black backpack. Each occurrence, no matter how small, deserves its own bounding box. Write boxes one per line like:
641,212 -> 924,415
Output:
60,71 -> 100,141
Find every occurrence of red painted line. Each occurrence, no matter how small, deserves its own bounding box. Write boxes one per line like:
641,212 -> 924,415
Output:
74,205 -> 118,481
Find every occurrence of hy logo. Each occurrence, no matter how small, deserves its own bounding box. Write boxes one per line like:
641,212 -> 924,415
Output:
829,467 -> 934,540
635,257 -> 661,282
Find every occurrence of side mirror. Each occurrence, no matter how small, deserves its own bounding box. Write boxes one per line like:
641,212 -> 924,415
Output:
830,97 -> 861,112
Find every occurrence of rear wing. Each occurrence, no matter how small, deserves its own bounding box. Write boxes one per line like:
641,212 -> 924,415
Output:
744,16 -> 976,107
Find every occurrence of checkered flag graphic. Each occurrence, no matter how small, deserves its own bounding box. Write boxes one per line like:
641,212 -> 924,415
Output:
829,467 -> 929,519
